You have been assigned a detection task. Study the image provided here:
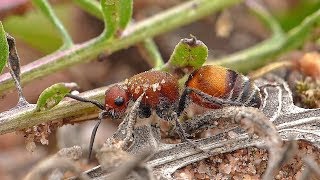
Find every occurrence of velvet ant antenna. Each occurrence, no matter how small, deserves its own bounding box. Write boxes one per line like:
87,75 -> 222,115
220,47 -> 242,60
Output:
66,94 -> 104,110
65,93 -> 105,160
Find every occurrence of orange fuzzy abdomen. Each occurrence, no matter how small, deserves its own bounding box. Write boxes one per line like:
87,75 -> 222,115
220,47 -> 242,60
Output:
186,65 -> 234,109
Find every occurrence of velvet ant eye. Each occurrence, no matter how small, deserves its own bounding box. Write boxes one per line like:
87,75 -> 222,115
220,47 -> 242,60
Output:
114,96 -> 125,106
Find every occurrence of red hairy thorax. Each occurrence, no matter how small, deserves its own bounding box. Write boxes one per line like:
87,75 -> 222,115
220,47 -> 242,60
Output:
103,71 -> 180,119
125,71 -> 179,108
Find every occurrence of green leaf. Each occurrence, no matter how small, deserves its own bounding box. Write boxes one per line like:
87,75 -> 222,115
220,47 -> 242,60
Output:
0,22 -> 9,74
36,82 -> 78,111
168,36 -> 208,70
100,0 -> 120,39
118,0 -> 133,29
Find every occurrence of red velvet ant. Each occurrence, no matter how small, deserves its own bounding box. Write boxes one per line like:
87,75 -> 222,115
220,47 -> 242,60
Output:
66,65 -> 262,159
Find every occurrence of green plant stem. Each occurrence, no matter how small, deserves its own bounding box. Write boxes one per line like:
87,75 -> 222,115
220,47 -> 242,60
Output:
210,7 -> 320,73
32,0 -> 73,49
73,0 -> 103,19
209,34 -> 282,73
138,38 -> 164,68
281,7 -> 320,52
75,0 -> 162,68
245,0 -> 283,35
0,0 -> 241,93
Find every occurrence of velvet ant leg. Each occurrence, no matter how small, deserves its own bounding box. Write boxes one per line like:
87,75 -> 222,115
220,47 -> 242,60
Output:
171,113 -> 191,142
121,93 -> 145,149
169,112 -> 206,153
177,88 -> 192,117
178,88 -> 243,116
189,88 -> 243,106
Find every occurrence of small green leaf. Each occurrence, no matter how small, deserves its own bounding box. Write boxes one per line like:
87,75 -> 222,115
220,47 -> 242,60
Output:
100,0 -> 120,39
36,82 -> 78,111
0,22 -> 9,74
119,0 -> 133,29
168,36 -> 208,70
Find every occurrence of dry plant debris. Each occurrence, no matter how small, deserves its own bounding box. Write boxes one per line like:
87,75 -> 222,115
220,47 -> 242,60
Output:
174,140 -> 319,180
24,146 -> 89,180
295,78 -> 320,109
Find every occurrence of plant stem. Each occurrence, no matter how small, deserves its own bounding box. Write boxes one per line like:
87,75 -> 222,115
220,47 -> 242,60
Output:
0,86 -> 108,135
73,0 -> 103,19
137,38 -> 164,68
32,0 -> 73,49
209,34 -> 284,73
245,0 -> 283,35
248,61 -> 293,80
210,8 -> 320,73
74,0 -> 163,68
0,0 -> 242,93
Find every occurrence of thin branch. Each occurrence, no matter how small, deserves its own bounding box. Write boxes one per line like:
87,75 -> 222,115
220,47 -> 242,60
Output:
0,0 -> 242,93
0,86 -> 109,135
248,61 -> 293,79
32,0 -> 73,49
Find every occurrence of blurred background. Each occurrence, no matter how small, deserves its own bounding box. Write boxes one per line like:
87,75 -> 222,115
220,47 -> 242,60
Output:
0,0 -> 319,179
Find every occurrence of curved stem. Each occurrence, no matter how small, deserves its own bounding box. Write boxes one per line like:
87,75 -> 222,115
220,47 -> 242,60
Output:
73,0 -> 163,69
210,8 -> 320,73
137,38 -> 164,68
73,0 -> 102,19
32,0 -> 73,49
